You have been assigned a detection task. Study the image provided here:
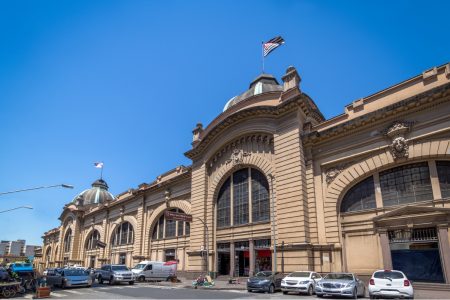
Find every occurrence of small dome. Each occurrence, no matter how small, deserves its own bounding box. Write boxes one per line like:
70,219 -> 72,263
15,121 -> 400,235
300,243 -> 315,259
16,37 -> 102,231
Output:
223,73 -> 282,111
72,179 -> 115,206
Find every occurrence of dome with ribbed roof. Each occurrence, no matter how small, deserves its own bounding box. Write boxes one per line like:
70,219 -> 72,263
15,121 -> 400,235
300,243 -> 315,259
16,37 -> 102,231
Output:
223,73 -> 283,111
72,179 -> 115,206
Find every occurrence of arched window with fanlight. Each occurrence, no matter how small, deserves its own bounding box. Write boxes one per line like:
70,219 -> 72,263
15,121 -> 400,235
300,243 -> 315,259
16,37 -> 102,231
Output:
63,229 -> 72,253
112,222 -> 134,246
340,176 -> 376,213
152,208 -> 189,240
216,167 -> 270,228
86,230 -> 101,250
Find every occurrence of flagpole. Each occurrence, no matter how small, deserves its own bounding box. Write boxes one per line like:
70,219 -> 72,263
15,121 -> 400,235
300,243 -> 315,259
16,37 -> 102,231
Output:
100,164 -> 103,180
261,41 -> 265,73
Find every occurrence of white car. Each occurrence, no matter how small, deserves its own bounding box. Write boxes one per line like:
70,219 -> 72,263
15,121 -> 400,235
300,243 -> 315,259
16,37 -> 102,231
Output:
368,269 -> 414,299
281,271 -> 322,295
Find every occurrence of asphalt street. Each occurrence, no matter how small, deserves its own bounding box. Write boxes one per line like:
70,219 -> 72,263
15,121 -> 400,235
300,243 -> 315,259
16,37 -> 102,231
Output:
18,283 -> 450,299
19,283 -> 316,299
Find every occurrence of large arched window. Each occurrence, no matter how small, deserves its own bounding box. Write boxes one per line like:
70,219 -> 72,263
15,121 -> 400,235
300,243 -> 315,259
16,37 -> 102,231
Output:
63,229 -> 72,253
86,230 -> 101,250
112,222 -> 134,246
340,176 -> 376,212
152,209 -> 190,240
380,162 -> 433,206
216,168 -> 270,228
437,161 -> 450,198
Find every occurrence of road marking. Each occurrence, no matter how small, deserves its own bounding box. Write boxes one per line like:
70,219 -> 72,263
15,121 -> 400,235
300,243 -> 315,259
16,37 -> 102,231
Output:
63,289 -> 84,294
50,292 -> 67,297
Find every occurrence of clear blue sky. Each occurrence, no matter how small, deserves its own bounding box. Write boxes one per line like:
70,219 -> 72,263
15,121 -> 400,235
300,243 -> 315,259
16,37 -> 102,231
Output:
0,0 -> 448,245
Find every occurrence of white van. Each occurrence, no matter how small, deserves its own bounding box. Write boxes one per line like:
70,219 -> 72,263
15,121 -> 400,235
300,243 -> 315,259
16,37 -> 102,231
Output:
131,261 -> 177,282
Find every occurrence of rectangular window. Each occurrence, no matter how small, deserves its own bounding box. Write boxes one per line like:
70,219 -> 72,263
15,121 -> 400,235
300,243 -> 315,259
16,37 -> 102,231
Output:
380,162 -> 433,207
165,249 -> 176,262
437,161 -> 450,198
233,169 -> 249,225
119,253 -> 126,265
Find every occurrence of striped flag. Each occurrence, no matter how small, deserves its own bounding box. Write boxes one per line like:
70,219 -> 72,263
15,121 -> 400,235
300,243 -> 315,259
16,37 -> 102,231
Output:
263,36 -> 285,57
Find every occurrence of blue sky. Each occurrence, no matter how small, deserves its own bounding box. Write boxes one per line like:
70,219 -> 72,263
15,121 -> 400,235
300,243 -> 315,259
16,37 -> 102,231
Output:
0,0 -> 448,245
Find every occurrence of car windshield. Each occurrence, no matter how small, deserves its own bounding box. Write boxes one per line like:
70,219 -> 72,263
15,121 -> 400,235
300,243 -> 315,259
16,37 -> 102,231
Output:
112,266 -> 129,271
14,264 -> 23,267
133,264 -> 146,270
64,269 -> 87,276
374,271 -> 404,279
324,273 -> 354,281
288,272 -> 310,278
255,271 -> 272,277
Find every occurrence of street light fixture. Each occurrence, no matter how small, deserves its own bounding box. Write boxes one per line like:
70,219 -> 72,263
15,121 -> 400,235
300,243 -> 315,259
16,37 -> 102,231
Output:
0,184 -> 74,196
0,206 -> 33,214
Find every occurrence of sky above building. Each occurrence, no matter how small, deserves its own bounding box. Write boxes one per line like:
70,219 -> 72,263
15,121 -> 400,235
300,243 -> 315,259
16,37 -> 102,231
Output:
0,0 -> 449,245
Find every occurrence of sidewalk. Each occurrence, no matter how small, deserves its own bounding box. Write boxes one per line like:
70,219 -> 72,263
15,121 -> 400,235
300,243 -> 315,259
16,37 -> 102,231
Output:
142,277 -> 247,291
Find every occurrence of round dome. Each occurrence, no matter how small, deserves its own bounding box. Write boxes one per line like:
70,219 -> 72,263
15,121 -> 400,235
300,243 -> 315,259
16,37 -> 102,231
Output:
223,73 -> 283,111
72,179 -> 115,206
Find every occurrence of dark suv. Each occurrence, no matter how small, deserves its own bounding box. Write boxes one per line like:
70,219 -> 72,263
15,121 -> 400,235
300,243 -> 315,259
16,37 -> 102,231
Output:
247,271 -> 284,293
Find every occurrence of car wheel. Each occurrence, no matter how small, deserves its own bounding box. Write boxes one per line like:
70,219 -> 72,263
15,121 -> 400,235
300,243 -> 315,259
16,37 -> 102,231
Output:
308,285 -> 313,296
129,281 -> 134,285
353,287 -> 358,299
109,277 -> 114,285
268,284 -> 275,294
138,276 -> 145,282
99,276 -> 103,284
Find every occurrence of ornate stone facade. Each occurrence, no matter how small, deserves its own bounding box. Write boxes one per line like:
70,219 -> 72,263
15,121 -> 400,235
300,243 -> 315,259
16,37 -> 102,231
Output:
38,63 -> 450,283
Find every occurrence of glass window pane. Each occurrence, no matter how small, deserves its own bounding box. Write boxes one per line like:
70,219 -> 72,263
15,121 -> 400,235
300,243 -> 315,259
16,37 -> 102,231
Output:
437,161 -> 450,198
217,177 -> 231,228
251,169 -> 270,222
340,176 -> 376,213
380,162 -> 433,207
233,169 -> 249,225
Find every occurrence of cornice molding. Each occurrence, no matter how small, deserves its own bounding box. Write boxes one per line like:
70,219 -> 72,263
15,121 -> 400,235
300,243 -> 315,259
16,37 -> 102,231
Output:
303,82 -> 450,146
185,94 -> 323,160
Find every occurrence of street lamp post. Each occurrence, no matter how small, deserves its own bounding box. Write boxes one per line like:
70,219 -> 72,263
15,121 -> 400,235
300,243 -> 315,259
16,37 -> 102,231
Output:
0,206 -> 33,214
195,217 -> 209,276
268,173 -> 277,273
0,184 -> 74,196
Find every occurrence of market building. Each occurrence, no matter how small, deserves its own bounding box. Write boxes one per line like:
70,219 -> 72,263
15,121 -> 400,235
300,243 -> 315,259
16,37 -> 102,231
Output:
38,63 -> 450,283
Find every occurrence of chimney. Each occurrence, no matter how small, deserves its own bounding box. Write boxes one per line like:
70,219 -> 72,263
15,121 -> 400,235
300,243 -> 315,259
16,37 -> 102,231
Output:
280,66 -> 301,102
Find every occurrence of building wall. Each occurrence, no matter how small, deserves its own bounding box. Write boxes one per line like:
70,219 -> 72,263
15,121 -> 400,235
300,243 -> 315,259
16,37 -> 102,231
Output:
39,63 -> 450,282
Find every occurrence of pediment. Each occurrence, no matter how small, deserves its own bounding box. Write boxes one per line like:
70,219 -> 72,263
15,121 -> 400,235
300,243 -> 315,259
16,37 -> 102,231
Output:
373,205 -> 450,223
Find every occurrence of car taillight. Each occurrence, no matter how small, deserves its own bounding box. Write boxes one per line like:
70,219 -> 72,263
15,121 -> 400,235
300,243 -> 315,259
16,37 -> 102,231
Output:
369,279 -> 375,285
404,280 -> 410,286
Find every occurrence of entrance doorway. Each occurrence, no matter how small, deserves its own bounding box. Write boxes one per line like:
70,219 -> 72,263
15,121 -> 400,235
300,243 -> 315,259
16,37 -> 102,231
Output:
89,256 -> 95,268
217,243 -> 230,276
389,227 -> 444,283
235,241 -> 249,277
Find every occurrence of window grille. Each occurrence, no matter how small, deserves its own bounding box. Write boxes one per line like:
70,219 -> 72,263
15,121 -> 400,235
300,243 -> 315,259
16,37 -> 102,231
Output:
86,230 -> 100,250
388,227 -> 438,243
252,169 -> 270,222
341,176 -> 376,212
380,162 -> 433,207
254,239 -> 271,249
217,178 -> 231,228
233,169 -> 249,225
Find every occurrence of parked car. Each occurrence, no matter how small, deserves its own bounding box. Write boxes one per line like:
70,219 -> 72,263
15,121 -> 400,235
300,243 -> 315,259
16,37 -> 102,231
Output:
96,264 -> 135,285
131,261 -> 176,282
315,272 -> 366,298
368,269 -> 413,299
281,271 -> 322,295
247,271 -> 283,293
46,268 -> 93,288
43,268 -> 60,276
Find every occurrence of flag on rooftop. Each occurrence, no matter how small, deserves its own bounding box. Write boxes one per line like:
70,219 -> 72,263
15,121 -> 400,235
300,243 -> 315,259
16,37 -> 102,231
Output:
94,162 -> 104,169
263,36 -> 285,57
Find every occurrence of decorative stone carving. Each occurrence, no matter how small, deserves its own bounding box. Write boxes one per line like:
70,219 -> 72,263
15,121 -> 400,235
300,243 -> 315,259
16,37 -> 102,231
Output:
325,163 -> 351,185
384,121 -> 413,160
226,149 -> 251,165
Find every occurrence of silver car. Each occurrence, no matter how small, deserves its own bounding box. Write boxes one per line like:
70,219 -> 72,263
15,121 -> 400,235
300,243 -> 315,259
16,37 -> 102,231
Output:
46,268 -> 93,288
315,272 -> 366,298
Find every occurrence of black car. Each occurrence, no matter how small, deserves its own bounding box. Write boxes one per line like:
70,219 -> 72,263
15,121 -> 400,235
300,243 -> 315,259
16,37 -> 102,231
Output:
247,271 -> 284,293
